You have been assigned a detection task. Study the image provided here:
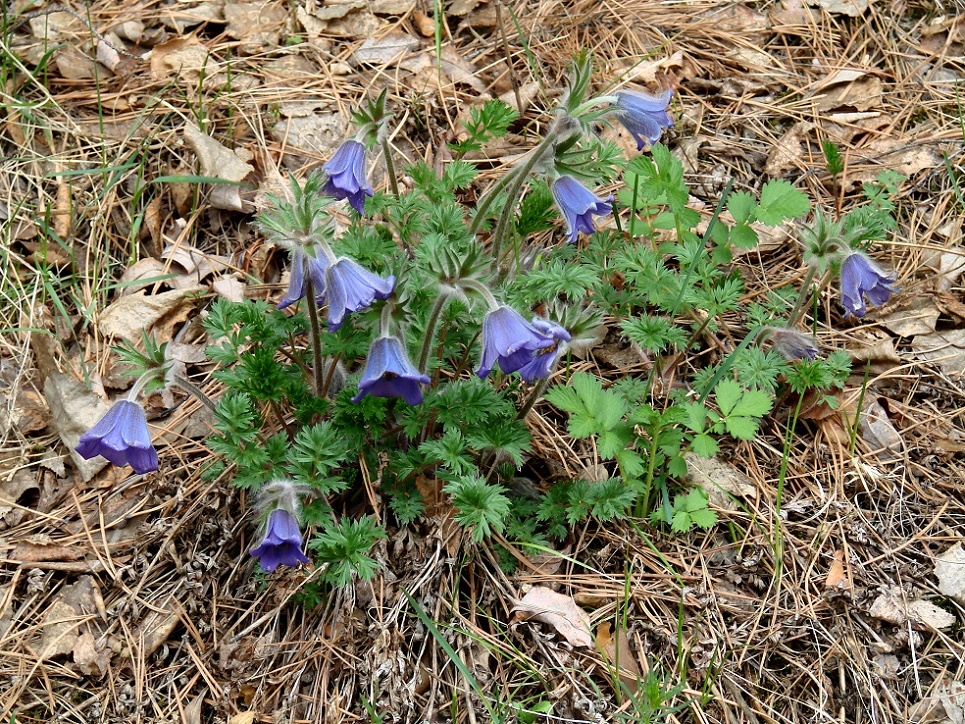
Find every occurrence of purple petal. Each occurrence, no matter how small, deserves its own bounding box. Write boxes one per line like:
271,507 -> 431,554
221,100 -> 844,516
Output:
323,140 -> 374,214
551,176 -> 613,244
477,306 -> 554,378
352,336 -> 429,406
325,258 -> 395,330
76,400 -> 158,474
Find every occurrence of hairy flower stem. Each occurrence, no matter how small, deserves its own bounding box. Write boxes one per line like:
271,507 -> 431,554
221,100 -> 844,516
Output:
489,137 -> 559,265
416,291 -> 452,374
458,278 -> 500,310
172,373 -> 217,412
468,165 -> 525,237
126,369 -> 160,402
516,376 -> 551,421
381,138 -> 400,198
303,271 -> 326,397
785,265 -> 818,328
469,128 -> 562,245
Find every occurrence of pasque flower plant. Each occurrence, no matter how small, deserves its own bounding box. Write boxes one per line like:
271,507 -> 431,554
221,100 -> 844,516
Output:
353,335 -> 429,405
550,175 -> 613,244
277,246 -> 331,310
250,508 -> 311,572
839,251 -> 897,317
325,257 -> 395,330
177,51 -> 898,596
248,480 -> 311,573
77,399 -> 158,474
323,140 -> 374,214
613,88 -> 674,150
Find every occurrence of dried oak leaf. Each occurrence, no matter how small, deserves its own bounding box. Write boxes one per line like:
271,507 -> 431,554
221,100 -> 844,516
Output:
935,543 -> 965,606
513,587 -> 592,648
183,122 -> 255,211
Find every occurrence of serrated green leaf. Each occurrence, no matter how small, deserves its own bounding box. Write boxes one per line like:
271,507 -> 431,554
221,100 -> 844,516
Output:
714,379 -> 743,416
730,223 -> 759,249
683,488 -> 708,512
616,449 -> 645,478
670,510 -> 692,533
723,415 -> 760,440
689,507 -> 717,529
689,433 -> 719,457
730,388 -> 774,419
755,180 -> 810,225
727,191 -> 756,224
598,426 -> 633,459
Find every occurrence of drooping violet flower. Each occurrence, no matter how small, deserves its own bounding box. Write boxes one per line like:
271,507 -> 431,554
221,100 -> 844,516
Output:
278,247 -> 332,310
840,251 -> 898,318
768,327 -> 819,361
476,306 -> 553,379
76,400 -> 158,474
613,88 -> 674,150
518,318 -> 572,383
352,335 -> 430,406
249,508 -> 310,573
551,175 -> 613,244
322,140 -> 374,215
325,257 -> 395,330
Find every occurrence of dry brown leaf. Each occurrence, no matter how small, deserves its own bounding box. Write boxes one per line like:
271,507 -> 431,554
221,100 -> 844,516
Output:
96,39 -> 123,73
270,113 -> 345,156
824,549 -> 852,597
160,1 -> 224,32
184,694 -> 205,724
323,7 -> 383,36
597,621 -> 641,694
806,0 -> 869,16
908,600 -> 957,631
858,398 -> 904,462
935,543 -> 965,606
0,470 -> 40,525
765,122 -> 810,176
909,680 -> 965,724
224,2 -> 287,48
98,287 -> 201,343
37,576 -> 99,661
29,11 -> 83,41
684,452 -> 756,511
150,37 -> 213,84
213,275 -> 247,302
880,295 -> 939,337
0,385 -> 50,436
162,244 -> 231,289
0,200 -> 38,241
352,32 -> 420,66
44,374 -> 113,482
411,10 -> 435,37
847,137 -> 942,186
912,329 -> 965,379
812,69 -> 882,112
122,596 -> 180,659
868,586 -> 957,630
55,44 -> 109,80
372,0 -> 416,13
623,51 -> 685,85
73,630 -> 112,676
849,336 -> 900,364
499,80 -> 540,115
228,714 -> 257,724
513,587 -> 592,648
449,0 -> 482,15
183,122 -> 254,211
118,258 -> 173,294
